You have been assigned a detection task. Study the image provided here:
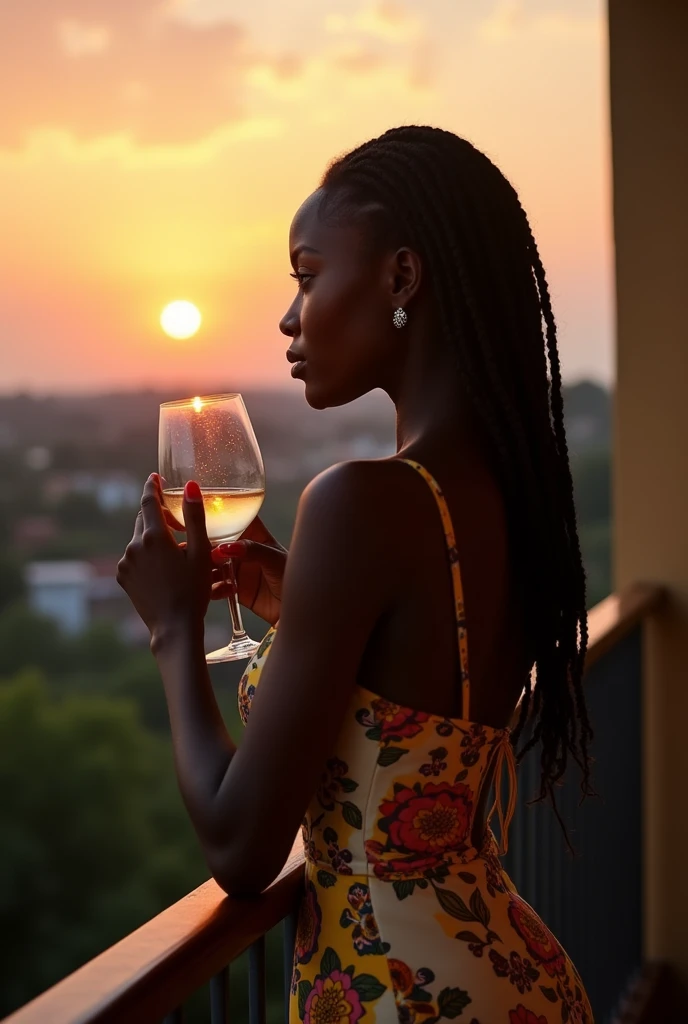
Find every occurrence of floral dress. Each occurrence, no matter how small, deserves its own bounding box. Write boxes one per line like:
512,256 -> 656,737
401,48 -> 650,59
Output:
238,460 -> 593,1024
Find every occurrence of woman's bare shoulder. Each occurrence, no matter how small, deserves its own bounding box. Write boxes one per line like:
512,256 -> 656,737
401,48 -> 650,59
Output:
300,456 -> 423,515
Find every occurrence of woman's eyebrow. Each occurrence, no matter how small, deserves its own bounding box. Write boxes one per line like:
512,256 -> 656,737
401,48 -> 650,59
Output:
290,244 -> 322,261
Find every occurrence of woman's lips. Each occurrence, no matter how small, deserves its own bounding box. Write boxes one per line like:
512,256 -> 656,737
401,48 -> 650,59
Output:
290,360 -> 307,379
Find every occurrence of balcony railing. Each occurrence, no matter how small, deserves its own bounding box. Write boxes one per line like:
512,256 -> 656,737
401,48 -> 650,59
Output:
503,583 -> 663,1020
4,583 -> 664,1024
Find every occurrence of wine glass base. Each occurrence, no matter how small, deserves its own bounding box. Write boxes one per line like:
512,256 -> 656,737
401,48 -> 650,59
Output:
206,635 -> 261,665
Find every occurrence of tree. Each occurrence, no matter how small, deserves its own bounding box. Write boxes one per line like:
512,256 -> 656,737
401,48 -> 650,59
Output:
571,450 -> 612,525
0,671 -> 207,1014
0,554 -> 25,611
68,620 -> 129,674
0,602 -> 71,676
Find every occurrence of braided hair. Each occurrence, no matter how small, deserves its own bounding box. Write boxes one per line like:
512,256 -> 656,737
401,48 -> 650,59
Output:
320,126 -> 593,826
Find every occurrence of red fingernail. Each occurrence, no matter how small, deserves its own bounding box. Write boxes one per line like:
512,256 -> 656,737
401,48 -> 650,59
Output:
216,541 -> 244,556
184,480 -> 202,502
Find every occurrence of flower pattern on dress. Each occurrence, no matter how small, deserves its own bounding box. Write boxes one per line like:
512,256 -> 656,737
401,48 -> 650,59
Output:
303,971 -> 363,1024
317,758 -> 359,811
322,826 -> 353,875
508,897 -> 567,979
366,780 -> 474,878
295,881 -> 322,966
509,1008 -> 549,1024
238,458 -> 594,1024
483,838 -> 509,897
389,957 -> 472,1023
237,682 -> 255,726
489,949 -> 540,993
460,724 -> 488,767
339,882 -> 391,956
420,746 -> 449,777
298,947 -> 386,1024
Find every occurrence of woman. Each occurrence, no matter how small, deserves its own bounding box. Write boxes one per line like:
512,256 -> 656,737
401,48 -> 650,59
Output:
118,126 -> 594,1022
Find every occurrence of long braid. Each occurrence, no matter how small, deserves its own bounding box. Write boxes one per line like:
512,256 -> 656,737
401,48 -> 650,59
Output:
321,125 -> 593,824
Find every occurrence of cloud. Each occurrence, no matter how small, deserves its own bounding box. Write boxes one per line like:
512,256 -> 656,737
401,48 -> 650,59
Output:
0,118 -> 287,170
0,0 -> 255,147
479,1 -> 601,43
57,20 -> 112,57
325,1 -> 424,43
0,0 -> 433,154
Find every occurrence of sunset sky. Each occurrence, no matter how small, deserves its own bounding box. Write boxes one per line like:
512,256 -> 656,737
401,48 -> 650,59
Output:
0,0 -> 612,394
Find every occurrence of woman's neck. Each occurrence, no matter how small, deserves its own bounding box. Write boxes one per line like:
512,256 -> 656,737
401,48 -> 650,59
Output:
385,324 -> 470,455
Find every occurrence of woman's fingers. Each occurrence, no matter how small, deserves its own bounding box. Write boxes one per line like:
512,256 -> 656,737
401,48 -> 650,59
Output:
210,580 -> 233,600
241,516 -> 283,548
164,507 -> 185,531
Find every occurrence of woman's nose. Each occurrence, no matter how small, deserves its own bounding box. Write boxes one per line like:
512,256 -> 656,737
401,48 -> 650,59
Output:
279,299 -> 300,338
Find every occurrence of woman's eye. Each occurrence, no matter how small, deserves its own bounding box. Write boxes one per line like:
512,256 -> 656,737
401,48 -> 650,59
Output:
290,271 -> 313,287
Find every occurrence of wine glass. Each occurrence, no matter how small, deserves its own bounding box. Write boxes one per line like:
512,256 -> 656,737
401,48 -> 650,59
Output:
159,393 -> 265,664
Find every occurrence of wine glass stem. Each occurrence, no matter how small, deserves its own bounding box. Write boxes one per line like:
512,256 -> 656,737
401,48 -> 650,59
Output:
223,558 -> 249,642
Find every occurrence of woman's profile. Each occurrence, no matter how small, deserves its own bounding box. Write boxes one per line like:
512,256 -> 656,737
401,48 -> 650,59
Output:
118,125 -> 594,1022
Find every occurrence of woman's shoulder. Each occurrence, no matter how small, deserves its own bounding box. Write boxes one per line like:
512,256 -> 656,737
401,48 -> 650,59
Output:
300,456 -> 424,511
291,457 -> 423,570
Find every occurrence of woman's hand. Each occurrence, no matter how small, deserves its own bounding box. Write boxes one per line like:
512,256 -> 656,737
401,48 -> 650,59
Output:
210,517 -> 286,626
117,474 -> 212,647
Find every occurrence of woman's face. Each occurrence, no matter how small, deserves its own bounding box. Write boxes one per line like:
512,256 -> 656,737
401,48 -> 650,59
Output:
279,188 -> 404,410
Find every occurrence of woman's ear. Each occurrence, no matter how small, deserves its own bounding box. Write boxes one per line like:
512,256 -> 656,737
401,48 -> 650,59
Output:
389,247 -> 422,309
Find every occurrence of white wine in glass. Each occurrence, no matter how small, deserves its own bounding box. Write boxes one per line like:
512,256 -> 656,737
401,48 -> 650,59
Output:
159,393 -> 265,664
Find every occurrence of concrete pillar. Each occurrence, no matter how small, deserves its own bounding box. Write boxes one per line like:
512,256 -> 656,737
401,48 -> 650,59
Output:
609,0 -> 688,980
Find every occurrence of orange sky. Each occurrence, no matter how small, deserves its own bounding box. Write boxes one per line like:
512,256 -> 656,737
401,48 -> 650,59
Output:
0,0 -> 612,393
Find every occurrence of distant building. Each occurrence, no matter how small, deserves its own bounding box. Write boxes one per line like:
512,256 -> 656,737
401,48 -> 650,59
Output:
43,471 -> 141,511
25,557 -> 146,642
26,561 -> 94,635
13,515 -> 59,551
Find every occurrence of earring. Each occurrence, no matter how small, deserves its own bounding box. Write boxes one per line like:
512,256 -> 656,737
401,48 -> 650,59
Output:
393,307 -> 408,329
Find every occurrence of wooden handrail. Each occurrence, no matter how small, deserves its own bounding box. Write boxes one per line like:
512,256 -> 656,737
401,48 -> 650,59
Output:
4,837 -> 306,1024
585,582 -> 664,670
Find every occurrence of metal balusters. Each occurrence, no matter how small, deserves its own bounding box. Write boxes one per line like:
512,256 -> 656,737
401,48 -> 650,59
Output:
503,628 -> 643,1022
248,936 -> 267,1024
210,965 -> 230,1024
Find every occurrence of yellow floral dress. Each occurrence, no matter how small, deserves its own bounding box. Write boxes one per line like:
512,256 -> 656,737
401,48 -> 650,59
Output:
239,459 -> 593,1024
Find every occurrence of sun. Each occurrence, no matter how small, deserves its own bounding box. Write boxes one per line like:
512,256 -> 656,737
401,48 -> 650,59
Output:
160,300 -> 202,340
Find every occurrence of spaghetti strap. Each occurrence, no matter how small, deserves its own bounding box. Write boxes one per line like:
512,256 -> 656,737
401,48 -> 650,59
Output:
399,458 -> 471,720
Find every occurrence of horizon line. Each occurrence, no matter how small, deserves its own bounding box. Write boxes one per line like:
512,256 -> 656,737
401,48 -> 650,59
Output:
0,374 -> 611,401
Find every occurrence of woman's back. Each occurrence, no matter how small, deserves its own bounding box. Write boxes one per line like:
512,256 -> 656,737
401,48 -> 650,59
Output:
351,449 -> 529,728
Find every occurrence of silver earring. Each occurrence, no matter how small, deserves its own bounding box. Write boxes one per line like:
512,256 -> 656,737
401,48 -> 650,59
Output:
393,307 -> 408,329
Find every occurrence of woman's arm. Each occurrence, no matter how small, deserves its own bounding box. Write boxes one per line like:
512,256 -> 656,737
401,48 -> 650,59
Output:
120,464 -> 395,895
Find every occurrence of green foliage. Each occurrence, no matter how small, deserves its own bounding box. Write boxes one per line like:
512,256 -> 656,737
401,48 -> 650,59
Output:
0,671 -> 207,1014
579,521 -> 612,609
0,602 -> 72,676
571,449 -> 612,607
0,553 -> 25,611
53,493 -> 106,531
571,450 -> 611,525
104,652 -> 172,732
68,620 -> 129,673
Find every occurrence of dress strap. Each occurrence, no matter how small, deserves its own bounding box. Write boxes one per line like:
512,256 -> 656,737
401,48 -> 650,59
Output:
400,459 -> 471,719
488,732 -> 518,855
